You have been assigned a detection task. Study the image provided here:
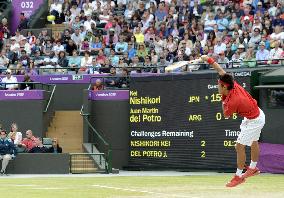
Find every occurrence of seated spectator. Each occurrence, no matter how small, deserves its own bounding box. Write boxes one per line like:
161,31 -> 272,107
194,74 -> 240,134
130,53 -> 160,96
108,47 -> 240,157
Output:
80,51 -> 92,72
248,27 -> 261,46
20,74 -> 34,90
28,138 -> 48,153
91,37 -> 102,55
242,46 -> 256,67
105,67 -> 119,87
269,41 -> 283,64
93,79 -> 104,91
19,130 -> 36,152
99,58 -> 112,74
8,123 -> 22,146
115,36 -> 128,55
1,69 -> 18,90
52,40 -> 65,56
96,50 -> 107,65
48,138 -> 62,153
41,52 -> 58,72
256,41 -> 270,63
214,38 -> 226,55
118,68 -> 130,88
217,51 -> 229,68
19,50 -> 30,68
0,130 -> 16,175
58,51 -> 68,68
42,39 -> 53,56
71,28 -> 83,48
231,51 -> 243,67
68,50 -> 81,69
0,50 -> 9,69
65,39 -> 78,56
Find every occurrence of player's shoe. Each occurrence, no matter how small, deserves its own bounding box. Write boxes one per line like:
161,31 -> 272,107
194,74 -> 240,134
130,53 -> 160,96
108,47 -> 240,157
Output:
242,167 -> 260,179
226,175 -> 246,187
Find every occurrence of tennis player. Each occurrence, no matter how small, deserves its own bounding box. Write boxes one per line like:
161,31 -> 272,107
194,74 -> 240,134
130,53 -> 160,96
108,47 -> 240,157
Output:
199,55 -> 266,187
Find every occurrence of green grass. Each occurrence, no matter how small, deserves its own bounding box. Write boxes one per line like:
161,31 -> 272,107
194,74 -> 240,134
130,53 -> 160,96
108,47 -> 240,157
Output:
0,175 -> 284,198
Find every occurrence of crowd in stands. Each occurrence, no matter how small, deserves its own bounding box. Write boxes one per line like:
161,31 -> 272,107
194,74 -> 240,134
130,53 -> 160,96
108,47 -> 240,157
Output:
0,0 -> 283,78
0,122 -> 62,175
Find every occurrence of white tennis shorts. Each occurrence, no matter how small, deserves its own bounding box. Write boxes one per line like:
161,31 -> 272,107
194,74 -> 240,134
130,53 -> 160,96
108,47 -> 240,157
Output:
237,108 -> 265,146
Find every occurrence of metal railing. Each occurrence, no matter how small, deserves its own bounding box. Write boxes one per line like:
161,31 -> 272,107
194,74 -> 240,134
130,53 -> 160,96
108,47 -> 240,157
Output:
80,103 -> 112,174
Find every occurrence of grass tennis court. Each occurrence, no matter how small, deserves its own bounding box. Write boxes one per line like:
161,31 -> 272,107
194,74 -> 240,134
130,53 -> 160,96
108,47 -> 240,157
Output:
0,174 -> 284,198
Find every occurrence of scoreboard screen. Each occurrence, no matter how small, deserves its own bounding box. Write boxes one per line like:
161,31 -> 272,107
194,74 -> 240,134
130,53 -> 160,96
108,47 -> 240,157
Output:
129,72 -> 252,170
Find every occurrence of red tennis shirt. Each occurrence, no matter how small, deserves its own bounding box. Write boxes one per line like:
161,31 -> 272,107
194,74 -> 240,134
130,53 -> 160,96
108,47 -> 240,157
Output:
222,81 -> 260,119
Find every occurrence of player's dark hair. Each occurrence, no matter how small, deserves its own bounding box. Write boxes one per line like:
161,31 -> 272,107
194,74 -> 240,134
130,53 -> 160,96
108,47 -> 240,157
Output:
219,73 -> 234,90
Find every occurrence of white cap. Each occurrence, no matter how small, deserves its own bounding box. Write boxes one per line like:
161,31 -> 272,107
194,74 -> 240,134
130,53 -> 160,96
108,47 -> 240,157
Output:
238,44 -> 245,49
6,69 -> 12,73
244,16 -> 250,20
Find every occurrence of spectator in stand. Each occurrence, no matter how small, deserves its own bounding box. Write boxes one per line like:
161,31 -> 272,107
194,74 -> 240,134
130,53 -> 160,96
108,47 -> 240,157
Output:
115,36 -> 128,55
1,69 -> 18,90
48,138 -> 62,153
20,74 -> 35,90
0,50 -> 9,70
269,41 -> 283,64
53,40 -> 65,56
214,38 -> 226,55
256,41 -> 270,63
0,130 -> 16,175
28,138 -> 48,153
80,51 -> 92,72
68,50 -> 81,69
243,44 -> 257,67
249,27 -> 261,46
19,130 -> 36,152
217,51 -> 229,68
58,51 -> 68,68
8,123 -> 23,148
118,68 -> 130,88
91,37 -> 102,55
65,39 -> 78,56
18,13 -> 28,31
19,50 -> 30,68
93,79 -> 104,91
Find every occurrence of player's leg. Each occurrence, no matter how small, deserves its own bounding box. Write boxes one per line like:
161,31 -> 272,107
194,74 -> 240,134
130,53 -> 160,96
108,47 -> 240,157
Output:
242,109 -> 265,179
226,143 -> 246,187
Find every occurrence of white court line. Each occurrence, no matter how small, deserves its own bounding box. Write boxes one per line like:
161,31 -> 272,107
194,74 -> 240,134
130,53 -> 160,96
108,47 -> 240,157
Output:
92,184 -> 200,198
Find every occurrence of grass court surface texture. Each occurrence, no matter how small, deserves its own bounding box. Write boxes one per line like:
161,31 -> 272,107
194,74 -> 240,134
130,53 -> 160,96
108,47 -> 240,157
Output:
0,174 -> 283,198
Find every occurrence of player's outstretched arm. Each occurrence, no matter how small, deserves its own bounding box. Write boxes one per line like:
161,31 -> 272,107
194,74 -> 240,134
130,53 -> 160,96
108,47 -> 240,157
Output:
200,55 -> 226,76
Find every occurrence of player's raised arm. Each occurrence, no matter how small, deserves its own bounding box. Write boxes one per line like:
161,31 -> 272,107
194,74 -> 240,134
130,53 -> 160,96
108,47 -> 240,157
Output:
200,55 -> 226,76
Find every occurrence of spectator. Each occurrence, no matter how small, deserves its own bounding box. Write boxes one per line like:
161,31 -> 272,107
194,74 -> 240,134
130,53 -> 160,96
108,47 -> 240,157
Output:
242,46 -> 257,67
66,39 -> 78,56
20,74 -> 34,90
58,51 -> 68,68
269,41 -> 283,64
256,41 -> 270,63
53,40 -> 65,56
18,13 -> 28,31
48,138 -> 62,153
0,130 -> 16,175
248,27 -> 261,46
20,130 -> 36,152
0,50 -> 9,69
68,50 -> 81,69
91,37 -> 102,55
93,79 -> 104,91
214,38 -> 226,55
32,51 -> 44,67
28,138 -> 48,153
80,51 -> 92,72
19,50 -> 30,68
1,69 -> 18,90
26,60 -> 38,76
118,68 -> 130,88
115,36 -> 128,55
71,28 -> 83,47
217,51 -> 229,68
8,123 -> 22,146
